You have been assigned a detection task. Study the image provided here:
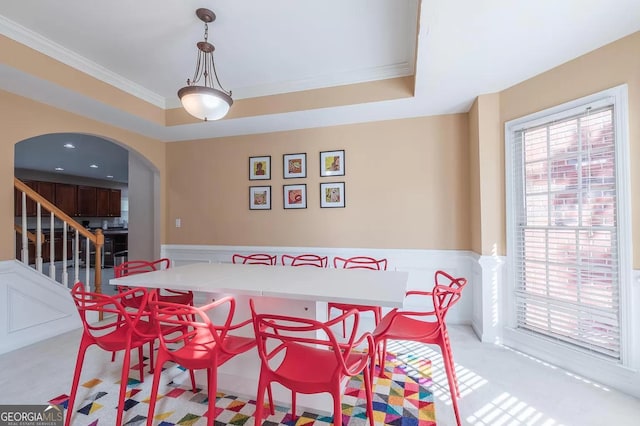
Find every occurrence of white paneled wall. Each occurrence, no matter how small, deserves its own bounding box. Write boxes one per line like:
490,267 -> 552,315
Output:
161,244 -> 497,329
0,260 -> 80,355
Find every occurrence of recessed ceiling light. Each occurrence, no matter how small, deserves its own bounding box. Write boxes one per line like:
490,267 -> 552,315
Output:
55,167 -> 64,171
89,164 -> 98,168
63,143 -> 75,149
106,175 -> 114,179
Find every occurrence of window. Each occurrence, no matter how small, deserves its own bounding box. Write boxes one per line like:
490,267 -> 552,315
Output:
506,86 -> 630,361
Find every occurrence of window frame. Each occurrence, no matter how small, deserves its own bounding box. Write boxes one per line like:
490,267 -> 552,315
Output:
504,85 -> 634,370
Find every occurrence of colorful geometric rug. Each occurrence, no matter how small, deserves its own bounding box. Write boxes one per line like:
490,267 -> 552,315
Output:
50,352 -> 436,425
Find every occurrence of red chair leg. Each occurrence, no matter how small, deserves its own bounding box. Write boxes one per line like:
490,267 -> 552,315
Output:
332,382 -> 343,426
189,369 -> 197,393
441,335 -> 461,398
254,377 -> 268,425
137,346 -> 145,382
440,346 -> 462,426
116,346 -> 133,426
206,368 -> 217,426
267,384 -> 275,416
291,390 -> 297,421
363,367 -> 374,426
65,341 -> 89,426
342,310 -> 347,338
146,352 -> 168,426
147,341 -> 155,374
378,338 -> 388,378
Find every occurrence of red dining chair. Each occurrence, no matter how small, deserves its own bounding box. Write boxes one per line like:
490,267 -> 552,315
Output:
281,253 -> 328,267
112,258 -> 194,363
66,282 -> 157,426
372,270 -> 468,426
232,253 -> 277,265
328,256 -> 388,337
146,294 -> 258,426
114,258 -> 194,306
250,299 -> 375,426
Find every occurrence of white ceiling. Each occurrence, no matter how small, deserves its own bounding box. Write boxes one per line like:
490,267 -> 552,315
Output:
2,0 -> 640,180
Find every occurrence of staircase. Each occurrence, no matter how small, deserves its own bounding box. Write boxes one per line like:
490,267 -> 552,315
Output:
13,177 -> 105,293
0,178 -> 105,354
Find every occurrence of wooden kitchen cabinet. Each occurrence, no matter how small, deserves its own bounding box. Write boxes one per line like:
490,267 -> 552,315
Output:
96,187 -> 110,216
16,179 -> 121,217
77,185 -> 97,216
96,188 -> 121,217
55,183 -> 77,217
109,189 -> 121,217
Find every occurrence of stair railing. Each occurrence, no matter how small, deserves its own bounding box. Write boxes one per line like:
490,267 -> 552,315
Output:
14,178 -> 104,294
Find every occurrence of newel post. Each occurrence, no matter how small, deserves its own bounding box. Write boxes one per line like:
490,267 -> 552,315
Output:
94,229 -> 104,295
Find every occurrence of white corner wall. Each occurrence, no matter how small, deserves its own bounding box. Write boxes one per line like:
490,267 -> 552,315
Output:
0,260 -> 80,355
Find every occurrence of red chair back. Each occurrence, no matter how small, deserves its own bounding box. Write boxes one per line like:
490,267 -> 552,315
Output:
371,270 -> 468,426
114,259 -> 155,278
146,294 -> 256,426
150,257 -> 171,270
71,282 -> 150,350
149,295 -> 246,366
67,282 -> 153,426
232,253 -> 277,265
333,255 -> 387,270
281,253 -> 328,267
432,270 -> 467,323
250,299 -> 375,426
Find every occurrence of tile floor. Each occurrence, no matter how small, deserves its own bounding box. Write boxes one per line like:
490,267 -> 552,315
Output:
0,320 -> 638,425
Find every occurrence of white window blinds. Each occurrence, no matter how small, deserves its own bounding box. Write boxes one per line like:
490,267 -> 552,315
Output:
510,104 -> 620,359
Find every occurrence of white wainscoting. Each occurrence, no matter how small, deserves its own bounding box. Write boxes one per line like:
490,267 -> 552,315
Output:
0,260 -> 80,355
161,244 -> 492,328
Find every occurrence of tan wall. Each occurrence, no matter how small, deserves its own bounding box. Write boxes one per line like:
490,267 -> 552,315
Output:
477,93 -> 503,255
166,114 -> 471,250
0,90 -> 167,260
468,100 -> 482,253
499,31 -> 640,266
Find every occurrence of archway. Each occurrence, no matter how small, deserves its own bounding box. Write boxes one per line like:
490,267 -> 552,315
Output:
14,132 -> 160,264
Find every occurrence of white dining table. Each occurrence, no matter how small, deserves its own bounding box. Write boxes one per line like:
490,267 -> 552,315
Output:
108,261 -> 408,307
109,261 -> 409,413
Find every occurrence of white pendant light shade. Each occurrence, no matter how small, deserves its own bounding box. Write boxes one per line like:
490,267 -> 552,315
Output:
178,86 -> 233,121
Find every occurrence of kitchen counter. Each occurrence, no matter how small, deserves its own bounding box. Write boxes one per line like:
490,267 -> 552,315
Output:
101,228 -> 128,235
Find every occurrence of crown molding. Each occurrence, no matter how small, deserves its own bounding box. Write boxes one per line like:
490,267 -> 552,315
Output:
0,15 -> 166,108
162,61 -> 415,109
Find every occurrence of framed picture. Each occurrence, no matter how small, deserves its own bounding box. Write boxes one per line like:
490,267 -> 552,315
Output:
249,156 -> 271,180
283,153 -> 306,179
320,150 -> 345,177
283,184 -> 307,209
320,182 -> 345,208
249,186 -> 271,210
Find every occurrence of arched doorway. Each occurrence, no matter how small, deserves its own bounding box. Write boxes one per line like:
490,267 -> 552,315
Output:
14,132 -> 160,267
